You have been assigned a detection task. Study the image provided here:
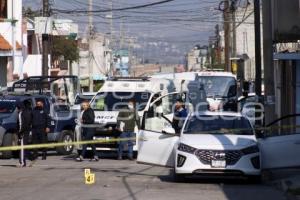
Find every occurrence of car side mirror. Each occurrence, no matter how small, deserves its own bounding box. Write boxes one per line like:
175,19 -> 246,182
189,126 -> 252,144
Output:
162,127 -> 176,135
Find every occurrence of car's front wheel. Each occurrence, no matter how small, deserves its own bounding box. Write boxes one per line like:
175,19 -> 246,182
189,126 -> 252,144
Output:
248,175 -> 262,184
56,130 -> 74,155
173,170 -> 186,183
2,133 -> 18,159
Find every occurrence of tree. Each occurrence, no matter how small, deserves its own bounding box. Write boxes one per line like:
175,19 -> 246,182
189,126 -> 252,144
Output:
52,36 -> 79,65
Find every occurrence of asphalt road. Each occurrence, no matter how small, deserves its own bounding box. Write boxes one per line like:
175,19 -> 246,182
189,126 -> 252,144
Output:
0,154 -> 287,200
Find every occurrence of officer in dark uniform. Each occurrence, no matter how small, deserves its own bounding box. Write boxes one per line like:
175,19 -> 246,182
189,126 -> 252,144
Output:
32,101 -> 51,160
76,101 -> 98,162
17,100 -> 32,167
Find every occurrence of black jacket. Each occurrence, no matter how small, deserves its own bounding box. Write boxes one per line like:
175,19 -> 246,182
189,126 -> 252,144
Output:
117,108 -> 140,132
32,107 -> 51,129
82,108 -> 95,124
18,108 -> 32,134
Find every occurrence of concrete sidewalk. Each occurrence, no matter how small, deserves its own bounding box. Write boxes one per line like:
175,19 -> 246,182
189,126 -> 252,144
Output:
266,168 -> 300,200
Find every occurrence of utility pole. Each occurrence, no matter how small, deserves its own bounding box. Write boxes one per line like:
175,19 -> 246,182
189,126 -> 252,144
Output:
42,0 -> 50,76
262,0 -> 276,124
110,0 -> 113,48
254,0 -> 262,96
223,0 -> 231,72
231,1 -> 237,57
11,2 -> 16,81
119,18 -> 124,49
109,0 -> 114,77
88,0 -> 94,92
215,24 -> 221,65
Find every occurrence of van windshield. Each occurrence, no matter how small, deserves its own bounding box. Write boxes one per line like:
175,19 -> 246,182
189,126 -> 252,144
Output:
198,76 -> 236,98
91,92 -> 151,111
184,115 -> 253,135
74,95 -> 94,105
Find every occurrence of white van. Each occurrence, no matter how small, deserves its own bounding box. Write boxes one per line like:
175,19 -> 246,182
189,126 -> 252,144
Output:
153,71 -> 238,112
75,77 -> 177,152
75,77 -> 207,153
197,71 -> 238,112
151,72 -> 198,81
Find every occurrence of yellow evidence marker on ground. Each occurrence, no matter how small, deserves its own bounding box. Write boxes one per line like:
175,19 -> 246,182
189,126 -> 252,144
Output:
85,169 -> 95,185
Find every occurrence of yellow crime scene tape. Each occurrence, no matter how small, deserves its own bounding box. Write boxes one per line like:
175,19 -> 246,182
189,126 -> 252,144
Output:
0,137 -> 136,151
0,124 -> 299,152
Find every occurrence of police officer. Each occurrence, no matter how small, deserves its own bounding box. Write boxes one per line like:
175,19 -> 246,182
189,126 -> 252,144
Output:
17,100 -> 32,167
32,101 -> 50,160
116,99 -> 140,160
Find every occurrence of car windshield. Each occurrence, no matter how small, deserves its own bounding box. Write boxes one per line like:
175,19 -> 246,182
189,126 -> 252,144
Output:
91,92 -> 151,111
184,115 -> 253,135
74,95 -> 94,105
0,100 -> 16,114
198,76 -> 236,98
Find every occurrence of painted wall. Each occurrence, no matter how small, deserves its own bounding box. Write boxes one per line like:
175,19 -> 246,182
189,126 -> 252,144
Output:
0,0 -> 23,83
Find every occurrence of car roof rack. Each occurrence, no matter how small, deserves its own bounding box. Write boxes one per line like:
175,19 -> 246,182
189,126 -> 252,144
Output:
109,76 -> 150,81
12,76 -> 78,94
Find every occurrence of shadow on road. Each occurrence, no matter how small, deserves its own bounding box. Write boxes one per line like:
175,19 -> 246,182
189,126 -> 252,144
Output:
158,169 -> 261,186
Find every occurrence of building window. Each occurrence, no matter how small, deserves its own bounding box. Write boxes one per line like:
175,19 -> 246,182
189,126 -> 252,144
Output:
0,0 -> 7,19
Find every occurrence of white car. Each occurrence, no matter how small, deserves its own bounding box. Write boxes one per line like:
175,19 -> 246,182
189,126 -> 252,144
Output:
137,93 -> 300,182
138,111 -> 261,181
175,112 -> 260,181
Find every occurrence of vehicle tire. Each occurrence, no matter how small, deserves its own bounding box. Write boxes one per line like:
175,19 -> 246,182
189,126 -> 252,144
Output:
2,133 -> 15,159
56,130 -> 74,155
173,170 -> 186,183
133,151 -> 138,158
248,175 -> 262,184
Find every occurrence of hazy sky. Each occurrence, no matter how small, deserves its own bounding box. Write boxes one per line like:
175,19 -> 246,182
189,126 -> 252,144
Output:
23,0 -> 222,64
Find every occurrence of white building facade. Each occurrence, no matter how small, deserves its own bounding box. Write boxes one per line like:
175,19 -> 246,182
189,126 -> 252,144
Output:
0,0 -> 24,87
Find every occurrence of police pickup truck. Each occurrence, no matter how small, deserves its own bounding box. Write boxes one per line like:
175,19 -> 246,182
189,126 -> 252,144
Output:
0,76 -> 78,158
0,94 -> 76,158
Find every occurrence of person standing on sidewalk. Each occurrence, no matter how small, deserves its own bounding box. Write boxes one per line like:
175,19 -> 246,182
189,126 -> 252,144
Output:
17,100 -> 32,167
32,101 -> 51,160
117,99 -> 140,160
76,101 -> 98,162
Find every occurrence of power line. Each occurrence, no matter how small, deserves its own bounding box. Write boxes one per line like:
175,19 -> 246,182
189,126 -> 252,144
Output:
52,0 -> 176,14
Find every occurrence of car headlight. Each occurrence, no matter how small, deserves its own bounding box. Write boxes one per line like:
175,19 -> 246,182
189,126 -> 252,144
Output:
178,143 -> 197,154
241,145 -> 259,155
